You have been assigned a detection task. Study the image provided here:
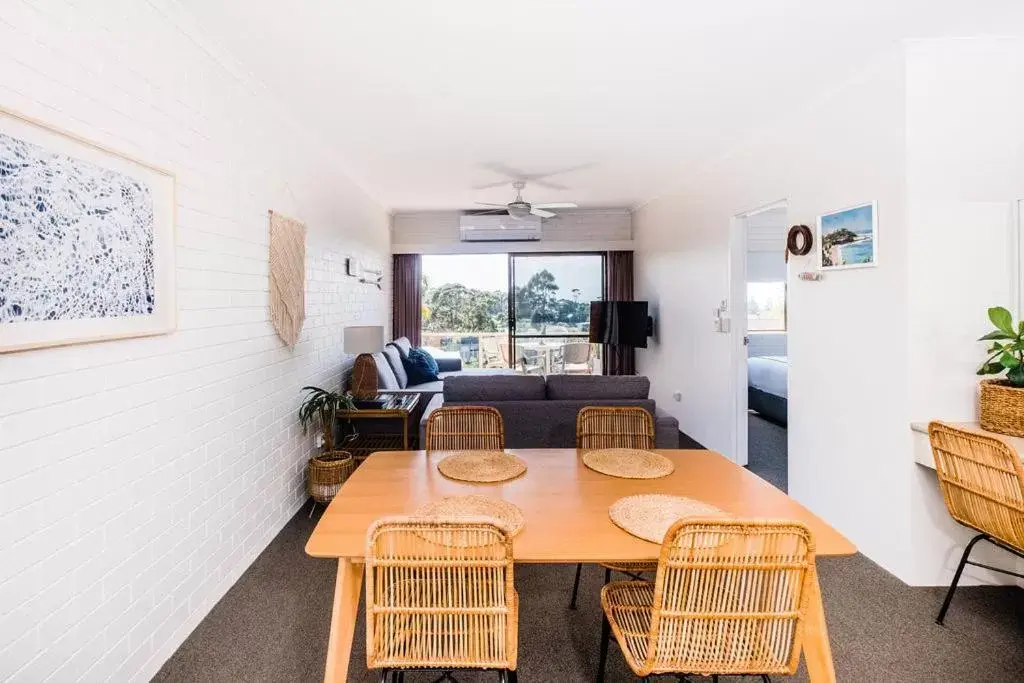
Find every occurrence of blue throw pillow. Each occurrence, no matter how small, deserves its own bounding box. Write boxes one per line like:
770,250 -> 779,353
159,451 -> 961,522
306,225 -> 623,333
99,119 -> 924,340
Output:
420,347 -> 439,375
403,347 -> 439,385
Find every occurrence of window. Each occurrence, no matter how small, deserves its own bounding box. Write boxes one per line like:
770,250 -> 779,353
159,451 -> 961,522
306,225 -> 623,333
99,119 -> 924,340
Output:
747,281 -> 786,331
419,252 -> 605,374
510,253 -> 603,375
421,254 -> 509,369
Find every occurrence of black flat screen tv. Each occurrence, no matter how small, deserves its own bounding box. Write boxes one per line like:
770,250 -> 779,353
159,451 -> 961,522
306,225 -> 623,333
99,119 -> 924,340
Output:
589,301 -> 650,348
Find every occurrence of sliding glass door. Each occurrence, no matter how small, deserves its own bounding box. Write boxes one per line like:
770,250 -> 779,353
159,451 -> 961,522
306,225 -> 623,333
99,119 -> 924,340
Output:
510,253 -> 604,375
419,252 -> 605,374
421,254 -> 509,369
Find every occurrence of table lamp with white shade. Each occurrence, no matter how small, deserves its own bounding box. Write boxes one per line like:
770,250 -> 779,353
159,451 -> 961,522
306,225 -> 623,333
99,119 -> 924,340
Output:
344,325 -> 384,400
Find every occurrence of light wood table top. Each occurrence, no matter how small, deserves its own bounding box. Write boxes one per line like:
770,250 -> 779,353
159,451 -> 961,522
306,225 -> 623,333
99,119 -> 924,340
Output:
306,448 -> 856,559
308,448 -> 854,683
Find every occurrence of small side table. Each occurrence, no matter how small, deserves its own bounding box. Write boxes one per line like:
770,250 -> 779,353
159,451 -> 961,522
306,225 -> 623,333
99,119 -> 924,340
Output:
335,393 -> 420,464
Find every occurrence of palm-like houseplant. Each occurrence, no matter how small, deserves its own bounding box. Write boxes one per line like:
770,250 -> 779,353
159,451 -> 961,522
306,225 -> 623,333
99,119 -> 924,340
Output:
299,386 -> 357,506
976,306 -> 1024,436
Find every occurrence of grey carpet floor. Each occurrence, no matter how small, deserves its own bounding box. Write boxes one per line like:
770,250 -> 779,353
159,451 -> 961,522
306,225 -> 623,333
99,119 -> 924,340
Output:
154,508 -> 1024,683
747,413 -> 788,493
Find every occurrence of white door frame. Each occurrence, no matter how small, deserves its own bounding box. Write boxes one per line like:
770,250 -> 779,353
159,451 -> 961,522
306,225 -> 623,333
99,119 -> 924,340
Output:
1015,200 -> 1023,318
728,199 -> 788,467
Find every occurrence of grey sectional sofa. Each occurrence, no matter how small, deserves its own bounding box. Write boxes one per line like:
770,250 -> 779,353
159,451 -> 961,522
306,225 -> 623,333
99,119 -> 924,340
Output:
359,336 -> 513,400
419,374 -> 679,449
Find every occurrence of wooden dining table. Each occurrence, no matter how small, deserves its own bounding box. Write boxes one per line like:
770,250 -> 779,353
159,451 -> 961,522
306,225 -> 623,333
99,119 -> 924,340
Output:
306,448 -> 857,682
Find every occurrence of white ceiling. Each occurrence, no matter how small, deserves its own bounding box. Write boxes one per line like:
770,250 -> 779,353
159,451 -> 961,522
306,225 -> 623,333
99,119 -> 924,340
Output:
179,0 -> 1022,212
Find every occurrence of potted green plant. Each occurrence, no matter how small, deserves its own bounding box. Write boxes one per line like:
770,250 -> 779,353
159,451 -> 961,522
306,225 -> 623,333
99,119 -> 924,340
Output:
299,386 -> 357,504
976,306 -> 1024,437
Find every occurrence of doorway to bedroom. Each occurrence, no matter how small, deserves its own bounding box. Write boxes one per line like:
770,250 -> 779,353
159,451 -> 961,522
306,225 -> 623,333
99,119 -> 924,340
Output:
730,200 -> 789,492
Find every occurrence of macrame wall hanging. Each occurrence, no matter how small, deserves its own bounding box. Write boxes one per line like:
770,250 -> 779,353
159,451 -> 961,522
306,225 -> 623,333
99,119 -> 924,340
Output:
268,210 -> 307,348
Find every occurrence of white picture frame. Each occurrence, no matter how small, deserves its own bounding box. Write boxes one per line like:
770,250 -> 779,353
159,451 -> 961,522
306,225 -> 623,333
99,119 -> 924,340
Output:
817,201 -> 877,271
0,108 -> 176,353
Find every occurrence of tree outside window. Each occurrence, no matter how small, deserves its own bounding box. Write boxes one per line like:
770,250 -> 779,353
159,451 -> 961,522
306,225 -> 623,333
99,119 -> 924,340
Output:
747,281 -> 786,331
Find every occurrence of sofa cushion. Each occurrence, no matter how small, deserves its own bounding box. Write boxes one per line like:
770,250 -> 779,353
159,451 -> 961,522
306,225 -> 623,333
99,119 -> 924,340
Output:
444,374 -> 546,402
404,379 -> 445,394
545,375 -> 650,400
420,348 -> 440,374
381,345 -> 409,388
390,337 -> 413,358
372,352 -> 401,391
403,348 -> 440,385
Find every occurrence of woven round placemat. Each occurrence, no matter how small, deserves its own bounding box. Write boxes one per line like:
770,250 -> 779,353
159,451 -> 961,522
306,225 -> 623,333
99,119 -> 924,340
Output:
582,448 -> 674,479
609,494 -> 726,544
437,451 -> 527,483
414,495 -> 525,537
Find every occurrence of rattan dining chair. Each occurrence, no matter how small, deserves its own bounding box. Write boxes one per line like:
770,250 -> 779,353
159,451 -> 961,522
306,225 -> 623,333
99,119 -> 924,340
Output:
425,405 -> 505,453
928,421 -> 1024,624
365,517 -> 519,682
577,406 -> 656,450
598,519 -> 816,682
570,406 -> 658,609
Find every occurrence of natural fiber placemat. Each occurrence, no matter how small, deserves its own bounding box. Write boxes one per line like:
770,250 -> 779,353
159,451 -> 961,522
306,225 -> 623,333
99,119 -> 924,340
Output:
582,448 -> 674,479
437,451 -> 528,483
609,494 -> 726,544
414,495 -> 525,537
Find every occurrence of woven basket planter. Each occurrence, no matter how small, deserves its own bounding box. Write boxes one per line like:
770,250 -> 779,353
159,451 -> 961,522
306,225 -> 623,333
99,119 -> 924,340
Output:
979,380 -> 1024,437
307,450 -> 354,504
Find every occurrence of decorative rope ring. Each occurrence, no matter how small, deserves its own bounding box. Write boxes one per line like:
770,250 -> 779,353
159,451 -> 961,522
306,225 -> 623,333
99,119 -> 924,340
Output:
786,224 -> 813,261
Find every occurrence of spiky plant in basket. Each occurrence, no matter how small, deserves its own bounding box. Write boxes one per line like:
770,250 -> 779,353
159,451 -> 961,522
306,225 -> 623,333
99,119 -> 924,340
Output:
298,386 -> 356,452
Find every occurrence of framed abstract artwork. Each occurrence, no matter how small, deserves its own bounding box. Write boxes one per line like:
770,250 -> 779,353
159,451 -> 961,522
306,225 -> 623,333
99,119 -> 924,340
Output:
0,108 -> 176,353
817,201 -> 877,270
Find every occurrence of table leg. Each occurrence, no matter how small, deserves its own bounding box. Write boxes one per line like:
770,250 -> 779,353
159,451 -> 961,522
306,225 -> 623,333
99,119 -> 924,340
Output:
802,566 -> 836,682
324,559 -> 364,683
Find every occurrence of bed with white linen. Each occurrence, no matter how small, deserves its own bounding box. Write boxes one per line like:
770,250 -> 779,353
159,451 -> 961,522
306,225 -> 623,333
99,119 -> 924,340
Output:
747,355 -> 788,425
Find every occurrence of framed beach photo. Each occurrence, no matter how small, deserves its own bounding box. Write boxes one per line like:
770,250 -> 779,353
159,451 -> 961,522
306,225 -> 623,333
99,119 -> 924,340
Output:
817,201 -> 877,270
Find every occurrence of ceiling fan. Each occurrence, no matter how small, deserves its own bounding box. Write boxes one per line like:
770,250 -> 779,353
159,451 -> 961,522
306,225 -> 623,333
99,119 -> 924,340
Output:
475,180 -> 578,219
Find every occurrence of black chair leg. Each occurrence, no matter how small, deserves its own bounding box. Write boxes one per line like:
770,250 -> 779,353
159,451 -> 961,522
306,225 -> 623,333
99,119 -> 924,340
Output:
570,562 -> 584,609
936,533 -> 986,625
604,567 -> 611,584
597,613 -> 611,682
377,669 -> 389,683
508,669 -> 518,683
761,675 -> 772,683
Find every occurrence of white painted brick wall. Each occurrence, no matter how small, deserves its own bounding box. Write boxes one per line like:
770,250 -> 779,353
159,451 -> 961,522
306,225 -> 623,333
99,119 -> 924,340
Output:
0,1 -> 391,681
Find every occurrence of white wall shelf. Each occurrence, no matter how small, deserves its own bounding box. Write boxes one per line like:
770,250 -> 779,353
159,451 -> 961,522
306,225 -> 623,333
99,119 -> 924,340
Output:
910,421 -> 1024,469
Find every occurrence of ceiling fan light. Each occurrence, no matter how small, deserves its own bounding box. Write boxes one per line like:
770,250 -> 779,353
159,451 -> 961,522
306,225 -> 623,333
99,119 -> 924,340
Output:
507,203 -> 531,219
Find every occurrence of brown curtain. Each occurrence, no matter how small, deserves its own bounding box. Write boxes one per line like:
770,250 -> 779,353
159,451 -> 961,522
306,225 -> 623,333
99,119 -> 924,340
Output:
392,253 -> 422,346
603,250 -> 636,375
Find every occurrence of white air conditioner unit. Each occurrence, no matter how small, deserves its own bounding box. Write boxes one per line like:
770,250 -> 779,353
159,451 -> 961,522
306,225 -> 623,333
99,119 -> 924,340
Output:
459,214 -> 542,242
